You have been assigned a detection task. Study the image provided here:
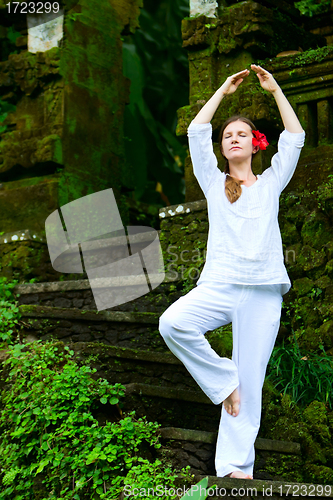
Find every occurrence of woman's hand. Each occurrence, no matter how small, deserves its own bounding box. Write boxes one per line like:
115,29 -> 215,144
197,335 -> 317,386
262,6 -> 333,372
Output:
220,69 -> 250,95
251,64 -> 280,93
251,64 -> 303,133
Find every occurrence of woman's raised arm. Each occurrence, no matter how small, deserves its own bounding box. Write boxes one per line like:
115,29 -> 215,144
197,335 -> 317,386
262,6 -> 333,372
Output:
251,64 -> 304,134
192,69 -> 250,124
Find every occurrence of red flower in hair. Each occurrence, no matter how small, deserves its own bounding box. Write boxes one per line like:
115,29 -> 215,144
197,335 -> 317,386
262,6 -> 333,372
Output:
252,130 -> 269,150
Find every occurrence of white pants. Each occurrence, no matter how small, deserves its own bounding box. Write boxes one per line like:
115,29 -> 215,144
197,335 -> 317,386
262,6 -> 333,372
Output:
159,281 -> 283,478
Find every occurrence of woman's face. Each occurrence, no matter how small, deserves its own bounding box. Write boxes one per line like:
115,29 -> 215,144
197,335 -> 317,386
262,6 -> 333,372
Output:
221,120 -> 257,162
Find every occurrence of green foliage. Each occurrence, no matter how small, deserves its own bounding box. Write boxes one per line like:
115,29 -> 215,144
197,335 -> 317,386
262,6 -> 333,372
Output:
0,26 -> 21,59
67,12 -> 83,21
123,460 -> 180,499
181,277 -> 197,295
0,99 -> 17,135
6,26 -> 21,45
267,342 -> 333,409
289,46 -> 333,67
0,341 -> 184,499
122,0 -> 189,206
0,277 -> 20,344
180,251 -> 206,295
294,0 -> 331,17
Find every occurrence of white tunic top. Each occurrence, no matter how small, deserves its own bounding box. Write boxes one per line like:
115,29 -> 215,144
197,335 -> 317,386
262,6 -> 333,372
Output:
187,121 -> 305,295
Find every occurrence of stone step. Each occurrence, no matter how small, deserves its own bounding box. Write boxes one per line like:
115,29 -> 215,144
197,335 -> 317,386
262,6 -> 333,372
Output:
69,342 -> 220,432
159,427 -> 301,454
19,304 -> 159,324
18,305 -> 166,352
125,382 -> 211,404
72,342 -> 199,393
191,476 -> 333,498
14,276 -> 184,315
156,427 -> 302,481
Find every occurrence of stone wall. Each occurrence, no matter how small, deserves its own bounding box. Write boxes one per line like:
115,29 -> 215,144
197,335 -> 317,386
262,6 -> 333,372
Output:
0,0 -> 142,235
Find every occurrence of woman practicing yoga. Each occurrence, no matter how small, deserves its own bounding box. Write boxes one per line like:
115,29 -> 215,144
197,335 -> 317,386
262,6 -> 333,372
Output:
159,65 -> 305,479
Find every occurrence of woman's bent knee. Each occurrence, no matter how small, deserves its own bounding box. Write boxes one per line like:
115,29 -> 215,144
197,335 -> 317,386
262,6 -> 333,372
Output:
159,309 -> 174,340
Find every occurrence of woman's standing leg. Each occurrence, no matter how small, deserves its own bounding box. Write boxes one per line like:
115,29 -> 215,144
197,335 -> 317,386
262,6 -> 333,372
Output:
215,284 -> 283,478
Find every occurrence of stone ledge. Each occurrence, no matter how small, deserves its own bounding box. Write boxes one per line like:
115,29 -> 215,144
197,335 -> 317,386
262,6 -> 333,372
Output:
19,305 -> 160,324
0,229 -> 45,244
15,279 -> 92,294
14,274 -> 181,295
124,382 -> 212,405
159,199 -> 207,219
73,342 -> 181,365
159,427 -> 301,455
0,228 -> 162,247
254,437 -> 301,455
160,426 -> 216,444
195,475 -> 333,496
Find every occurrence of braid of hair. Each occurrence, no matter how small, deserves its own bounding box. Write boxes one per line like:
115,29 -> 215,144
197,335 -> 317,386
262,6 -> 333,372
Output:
224,159 -> 243,204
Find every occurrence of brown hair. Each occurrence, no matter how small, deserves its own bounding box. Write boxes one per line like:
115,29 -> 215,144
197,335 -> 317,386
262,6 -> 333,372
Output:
218,115 -> 257,204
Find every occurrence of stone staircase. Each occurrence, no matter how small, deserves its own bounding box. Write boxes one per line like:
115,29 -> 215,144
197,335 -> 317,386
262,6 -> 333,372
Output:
15,277 -> 176,351
12,277 -> 332,494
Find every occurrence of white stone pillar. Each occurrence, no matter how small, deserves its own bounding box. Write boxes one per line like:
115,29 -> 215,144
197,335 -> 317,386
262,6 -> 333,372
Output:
27,9 -> 64,53
190,0 -> 218,18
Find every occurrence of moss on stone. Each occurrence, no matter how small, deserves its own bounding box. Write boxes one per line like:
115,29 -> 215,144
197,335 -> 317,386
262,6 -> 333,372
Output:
316,320 -> 333,352
303,401 -> 331,444
259,46 -> 333,73
304,464 -> 333,485
301,211 -> 332,251
206,323 -> 233,358
297,246 -> 327,272
260,382 -> 333,484
293,277 -> 314,297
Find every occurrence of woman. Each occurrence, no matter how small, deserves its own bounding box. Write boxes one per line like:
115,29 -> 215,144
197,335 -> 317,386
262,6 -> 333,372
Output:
159,65 -> 305,479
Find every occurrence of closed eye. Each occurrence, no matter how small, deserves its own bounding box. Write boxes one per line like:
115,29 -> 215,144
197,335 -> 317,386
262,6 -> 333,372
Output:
225,134 -> 247,138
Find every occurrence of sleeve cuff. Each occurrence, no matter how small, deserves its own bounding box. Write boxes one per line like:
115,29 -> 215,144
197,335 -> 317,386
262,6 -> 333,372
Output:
187,121 -> 212,136
279,129 -> 305,148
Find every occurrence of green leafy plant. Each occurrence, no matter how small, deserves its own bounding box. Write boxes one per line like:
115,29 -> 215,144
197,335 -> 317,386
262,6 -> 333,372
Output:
123,459 -> 182,499
0,341 -> 187,499
267,342 -> 333,409
0,277 -> 20,344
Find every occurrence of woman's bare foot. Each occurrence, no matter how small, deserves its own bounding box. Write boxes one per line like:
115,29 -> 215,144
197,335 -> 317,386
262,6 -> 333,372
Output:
223,387 -> 240,417
226,471 -> 253,479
